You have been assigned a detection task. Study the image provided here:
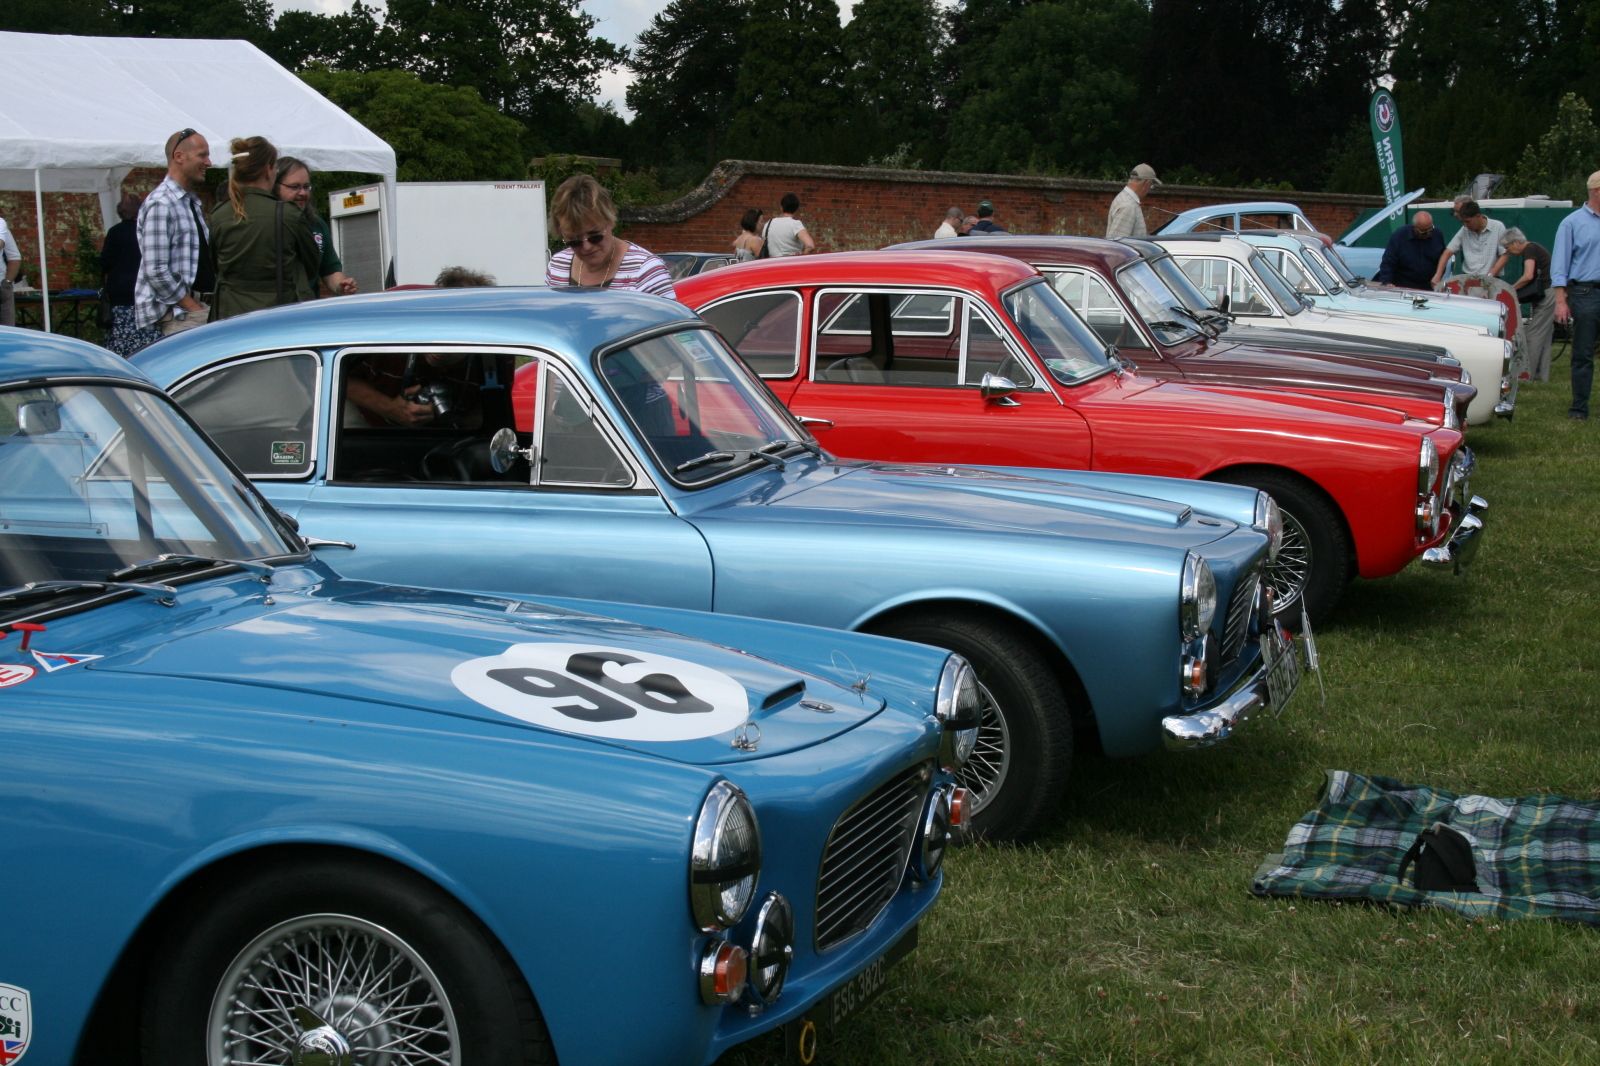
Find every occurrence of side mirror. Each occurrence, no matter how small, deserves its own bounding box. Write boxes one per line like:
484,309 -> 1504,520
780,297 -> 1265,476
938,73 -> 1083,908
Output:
17,401 -> 62,436
979,373 -> 1021,406
488,426 -> 535,474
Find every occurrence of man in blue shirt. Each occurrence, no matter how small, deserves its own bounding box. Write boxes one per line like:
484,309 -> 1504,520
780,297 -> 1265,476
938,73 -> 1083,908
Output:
1552,170 -> 1600,420
1375,211 -> 1444,290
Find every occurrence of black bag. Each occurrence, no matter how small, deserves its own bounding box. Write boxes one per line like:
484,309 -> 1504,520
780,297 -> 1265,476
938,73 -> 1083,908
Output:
1396,822 -> 1478,892
96,289 -> 114,329
757,220 -> 771,260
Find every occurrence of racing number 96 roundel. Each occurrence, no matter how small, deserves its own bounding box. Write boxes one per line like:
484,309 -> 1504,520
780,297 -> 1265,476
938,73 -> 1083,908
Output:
452,643 -> 750,741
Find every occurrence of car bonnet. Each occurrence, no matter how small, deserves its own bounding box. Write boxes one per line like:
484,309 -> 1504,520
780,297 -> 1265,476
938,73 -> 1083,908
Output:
71,582 -> 897,764
696,461 -> 1245,550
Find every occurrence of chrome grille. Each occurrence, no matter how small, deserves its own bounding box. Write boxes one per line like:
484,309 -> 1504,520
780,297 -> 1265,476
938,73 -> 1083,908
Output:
814,762 -> 927,951
1220,565 -> 1260,667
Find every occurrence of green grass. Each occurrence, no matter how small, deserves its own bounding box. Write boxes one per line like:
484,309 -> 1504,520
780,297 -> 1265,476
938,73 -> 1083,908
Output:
724,378 -> 1600,1065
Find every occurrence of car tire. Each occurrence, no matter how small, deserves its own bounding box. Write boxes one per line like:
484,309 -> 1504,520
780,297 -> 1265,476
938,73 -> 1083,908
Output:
871,612 -> 1072,841
142,854 -> 553,1066
1214,470 -> 1351,628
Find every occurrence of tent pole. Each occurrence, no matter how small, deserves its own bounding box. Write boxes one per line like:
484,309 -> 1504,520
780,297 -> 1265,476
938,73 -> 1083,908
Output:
33,169 -> 51,332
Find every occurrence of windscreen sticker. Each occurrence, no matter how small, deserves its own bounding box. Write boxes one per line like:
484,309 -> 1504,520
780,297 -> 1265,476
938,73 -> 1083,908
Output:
452,643 -> 749,741
31,651 -> 102,674
270,441 -> 307,466
0,664 -> 36,689
0,982 -> 30,1063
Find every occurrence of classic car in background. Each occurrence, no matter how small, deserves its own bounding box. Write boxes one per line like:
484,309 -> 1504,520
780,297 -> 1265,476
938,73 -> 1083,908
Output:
134,288 -> 1297,840
678,251 -> 1486,628
1156,235 -> 1515,423
1,331 -> 967,1066
1154,198 -> 1385,279
662,252 -> 739,280
1235,231 -> 1509,338
892,235 -> 1475,426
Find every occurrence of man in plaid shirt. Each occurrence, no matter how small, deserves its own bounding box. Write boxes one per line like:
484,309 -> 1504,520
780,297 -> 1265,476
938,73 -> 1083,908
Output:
135,127 -> 216,334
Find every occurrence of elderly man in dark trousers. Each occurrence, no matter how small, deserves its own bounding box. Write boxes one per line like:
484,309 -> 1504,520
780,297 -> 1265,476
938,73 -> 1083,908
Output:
135,126 -> 216,336
1375,211 -> 1444,290
1552,170 -> 1600,420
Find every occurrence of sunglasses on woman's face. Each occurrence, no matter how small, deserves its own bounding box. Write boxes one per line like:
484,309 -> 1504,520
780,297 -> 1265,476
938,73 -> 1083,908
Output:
563,231 -> 606,249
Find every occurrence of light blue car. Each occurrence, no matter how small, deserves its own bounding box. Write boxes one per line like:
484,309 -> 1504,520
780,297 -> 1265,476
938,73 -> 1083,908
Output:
134,287 -> 1302,838
1,328 -> 969,1066
1154,198 -> 1386,278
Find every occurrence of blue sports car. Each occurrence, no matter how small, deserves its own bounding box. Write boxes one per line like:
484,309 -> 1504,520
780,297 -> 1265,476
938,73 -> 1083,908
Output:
0,331 -> 971,1065
134,287 -> 1304,839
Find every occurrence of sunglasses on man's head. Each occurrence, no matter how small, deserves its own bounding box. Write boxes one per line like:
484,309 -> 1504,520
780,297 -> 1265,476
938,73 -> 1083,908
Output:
564,231 -> 606,249
173,128 -> 197,150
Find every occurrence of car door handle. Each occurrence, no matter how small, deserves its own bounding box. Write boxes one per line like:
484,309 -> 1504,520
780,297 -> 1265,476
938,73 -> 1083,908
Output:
797,415 -> 833,430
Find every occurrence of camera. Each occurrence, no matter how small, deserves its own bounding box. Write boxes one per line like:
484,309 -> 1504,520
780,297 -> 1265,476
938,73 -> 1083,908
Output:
411,381 -> 456,419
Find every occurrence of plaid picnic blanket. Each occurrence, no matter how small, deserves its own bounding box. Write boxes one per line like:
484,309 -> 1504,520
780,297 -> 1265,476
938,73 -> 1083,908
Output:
1252,770 -> 1600,923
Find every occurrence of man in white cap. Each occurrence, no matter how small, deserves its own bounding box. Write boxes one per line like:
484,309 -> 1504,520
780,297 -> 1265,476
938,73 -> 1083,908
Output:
1552,169 -> 1600,420
1107,164 -> 1160,239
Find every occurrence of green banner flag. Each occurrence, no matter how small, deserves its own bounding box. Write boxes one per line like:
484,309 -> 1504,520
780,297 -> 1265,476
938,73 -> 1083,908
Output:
1370,89 -> 1405,211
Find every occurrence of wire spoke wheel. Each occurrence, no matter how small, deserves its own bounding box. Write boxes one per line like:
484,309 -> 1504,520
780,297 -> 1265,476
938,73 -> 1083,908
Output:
209,913 -> 459,1066
1264,506 -> 1313,615
954,678 -> 1010,817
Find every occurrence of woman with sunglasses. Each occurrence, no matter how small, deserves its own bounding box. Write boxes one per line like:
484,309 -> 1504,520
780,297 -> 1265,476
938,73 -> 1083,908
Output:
274,156 -> 357,297
544,175 -> 676,299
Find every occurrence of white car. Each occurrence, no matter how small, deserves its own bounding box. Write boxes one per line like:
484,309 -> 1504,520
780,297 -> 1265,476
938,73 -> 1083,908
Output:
1158,235 -> 1514,425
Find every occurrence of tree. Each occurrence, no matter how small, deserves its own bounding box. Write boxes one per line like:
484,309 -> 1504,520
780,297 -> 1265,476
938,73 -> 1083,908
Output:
1505,93 -> 1600,199
842,0 -> 946,165
943,0 -> 1145,175
267,1 -> 392,72
723,0 -> 850,163
626,0 -> 752,170
299,68 -> 529,181
381,0 -> 624,143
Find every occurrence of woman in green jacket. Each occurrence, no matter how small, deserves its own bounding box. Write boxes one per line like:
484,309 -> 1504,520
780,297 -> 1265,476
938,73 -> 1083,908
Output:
208,136 -> 322,321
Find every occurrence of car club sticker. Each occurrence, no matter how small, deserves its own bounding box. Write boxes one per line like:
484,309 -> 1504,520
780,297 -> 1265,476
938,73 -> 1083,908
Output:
0,983 -> 30,1064
452,643 -> 750,741
0,664 -> 35,689
30,651 -> 101,674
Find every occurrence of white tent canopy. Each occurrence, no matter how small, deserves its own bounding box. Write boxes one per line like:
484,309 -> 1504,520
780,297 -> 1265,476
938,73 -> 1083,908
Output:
0,31 -> 397,327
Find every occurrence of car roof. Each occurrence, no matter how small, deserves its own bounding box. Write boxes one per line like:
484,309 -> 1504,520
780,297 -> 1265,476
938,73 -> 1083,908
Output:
132,286 -> 701,382
0,326 -> 154,386
1152,233 -> 1256,252
890,235 -> 1142,270
677,250 -> 1040,298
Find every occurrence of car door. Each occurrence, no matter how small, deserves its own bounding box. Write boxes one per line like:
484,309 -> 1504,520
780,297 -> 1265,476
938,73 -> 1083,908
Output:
785,286 -> 1092,468
172,345 -> 716,609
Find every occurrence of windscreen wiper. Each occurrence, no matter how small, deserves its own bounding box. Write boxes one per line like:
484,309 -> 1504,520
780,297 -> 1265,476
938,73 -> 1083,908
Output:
109,553 -> 276,584
761,438 -> 826,462
0,579 -> 180,614
1168,305 -> 1220,338
675,450 -> 737,473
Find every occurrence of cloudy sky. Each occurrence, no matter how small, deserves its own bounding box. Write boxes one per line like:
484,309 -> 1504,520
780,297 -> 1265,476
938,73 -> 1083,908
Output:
272,1 -> 860,118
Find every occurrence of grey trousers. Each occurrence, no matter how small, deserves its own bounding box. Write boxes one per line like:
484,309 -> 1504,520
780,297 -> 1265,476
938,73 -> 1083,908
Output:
1520,296 -> 1556,382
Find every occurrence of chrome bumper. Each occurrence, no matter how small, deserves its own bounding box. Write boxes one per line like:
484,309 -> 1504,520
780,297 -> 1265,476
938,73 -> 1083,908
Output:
1162,621 -> 1303,751
1422,494 -> 1487,573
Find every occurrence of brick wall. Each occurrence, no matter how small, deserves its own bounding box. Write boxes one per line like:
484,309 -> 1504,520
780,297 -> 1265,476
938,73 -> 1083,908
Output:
619,160 -> 1382,255
0,169 -> 166,288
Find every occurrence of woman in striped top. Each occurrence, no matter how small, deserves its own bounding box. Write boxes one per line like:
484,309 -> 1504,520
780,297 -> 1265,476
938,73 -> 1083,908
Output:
545,175 -> 677,300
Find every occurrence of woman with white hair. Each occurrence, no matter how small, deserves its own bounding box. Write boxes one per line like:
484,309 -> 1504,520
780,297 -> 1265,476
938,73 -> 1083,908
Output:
1494,226 -> 1555,382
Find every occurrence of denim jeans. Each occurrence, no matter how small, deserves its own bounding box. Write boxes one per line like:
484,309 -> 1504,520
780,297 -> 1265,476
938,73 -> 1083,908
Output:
1571,283 -> 1600,417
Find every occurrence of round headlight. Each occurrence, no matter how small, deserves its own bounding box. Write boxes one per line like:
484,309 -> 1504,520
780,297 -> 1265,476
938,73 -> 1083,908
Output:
1180,551 -> 1218,640
1418,436 -> 1439,494
935,656 -> 982,770
690,781 -> 762,933
747,893 -> 794,1005
1253,491 -> 1284,564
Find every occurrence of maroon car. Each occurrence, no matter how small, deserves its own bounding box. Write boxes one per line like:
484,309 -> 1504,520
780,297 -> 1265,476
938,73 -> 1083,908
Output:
892,236 -> 1475,426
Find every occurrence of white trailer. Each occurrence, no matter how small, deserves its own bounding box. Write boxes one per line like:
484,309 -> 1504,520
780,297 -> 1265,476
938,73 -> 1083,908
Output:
327,180 -> 548,291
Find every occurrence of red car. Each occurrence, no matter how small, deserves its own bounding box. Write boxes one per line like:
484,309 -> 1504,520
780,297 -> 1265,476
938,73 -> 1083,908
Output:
678,251 -> 1486,625
892,235 -> 1477,426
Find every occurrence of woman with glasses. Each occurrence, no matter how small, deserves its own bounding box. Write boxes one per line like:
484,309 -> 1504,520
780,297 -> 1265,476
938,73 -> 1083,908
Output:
544,175 -> 676,299
207,136 -> 322,321
274,156 -> 358,298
